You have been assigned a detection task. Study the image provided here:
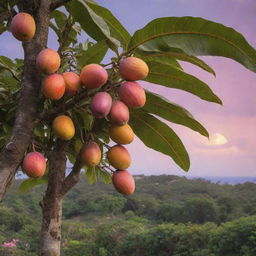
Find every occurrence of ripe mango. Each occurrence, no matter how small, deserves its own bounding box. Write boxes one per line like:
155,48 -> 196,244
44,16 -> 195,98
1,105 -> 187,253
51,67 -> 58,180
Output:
63,72 -> 81,95
119,57 -> 149,81
118,81 -> 146,109
90,92 -> 112,118
80,64 -> 108,89
36,48 -> 61,74
112,170 -> 135,195
81,141 -> 101,166
107,145 -> 131,170
52,115 -> 75,140
22,152 -> 46,178
10,12 -> 36,41
42,74 -> 65,100
109,101 -> 129,126
109,124 -> 135,145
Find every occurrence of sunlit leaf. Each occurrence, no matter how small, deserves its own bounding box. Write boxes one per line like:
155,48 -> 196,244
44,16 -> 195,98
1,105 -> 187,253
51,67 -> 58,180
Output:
129,17 -> 256,74
145,61 -> 222,104
130,110 -> 190,171
86,0 -> 131,49
19,177 -> 48,194
135,48 -> 215,75
76,40 -> 108,68
67,0 -> 119,48
143,91 -> 209,137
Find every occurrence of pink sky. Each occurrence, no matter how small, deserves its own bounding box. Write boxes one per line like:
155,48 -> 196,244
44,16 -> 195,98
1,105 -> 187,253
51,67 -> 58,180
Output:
0,0 -> 255,176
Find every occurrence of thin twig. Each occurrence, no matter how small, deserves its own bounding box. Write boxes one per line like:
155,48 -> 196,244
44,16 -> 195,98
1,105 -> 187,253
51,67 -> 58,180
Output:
39,89 -> 88,122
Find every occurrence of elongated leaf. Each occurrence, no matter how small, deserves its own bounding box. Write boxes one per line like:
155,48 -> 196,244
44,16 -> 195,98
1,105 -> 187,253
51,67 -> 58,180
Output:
144,91 -> 209,137
49,22 -> 60,37
68,0 -> 119,48
0,56 -> 19,80
0,70 -> 18,89
99,169 -> 112,184
76,40 -> 108,68
85,166 -> 97,184
145,61 -> 222,104
129,110 -> 190,171
51,10 -> 67,29
128,17 -> 256,73
86,1 -> 131,49
135,48 -> 215,75
0,56 -> 16,69
135,49 -> 182,70
19,177 -> 48,194
84,165 -> 112,184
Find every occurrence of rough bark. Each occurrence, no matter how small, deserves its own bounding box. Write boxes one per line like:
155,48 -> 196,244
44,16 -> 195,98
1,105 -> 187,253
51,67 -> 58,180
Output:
0,0 -> 51,200
40,140 -> 68,256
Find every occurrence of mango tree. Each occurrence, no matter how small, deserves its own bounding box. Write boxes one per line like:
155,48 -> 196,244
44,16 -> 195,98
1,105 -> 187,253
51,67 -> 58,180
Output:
0,0 -> 256,255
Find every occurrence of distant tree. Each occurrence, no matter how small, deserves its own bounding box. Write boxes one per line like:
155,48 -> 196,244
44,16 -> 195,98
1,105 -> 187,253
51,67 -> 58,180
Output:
209,216 -> 256,256
181,197 -> 219,224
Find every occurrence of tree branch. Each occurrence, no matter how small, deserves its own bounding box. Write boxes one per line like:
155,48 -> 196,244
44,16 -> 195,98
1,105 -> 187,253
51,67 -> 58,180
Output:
39,89 -> 89,122
60,150 -> 83,196
50,0 -> 71,10
57,13 -> 73,55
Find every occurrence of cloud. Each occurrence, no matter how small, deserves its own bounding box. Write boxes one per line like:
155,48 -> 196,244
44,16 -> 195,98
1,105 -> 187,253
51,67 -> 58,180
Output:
206,133 -> 228,146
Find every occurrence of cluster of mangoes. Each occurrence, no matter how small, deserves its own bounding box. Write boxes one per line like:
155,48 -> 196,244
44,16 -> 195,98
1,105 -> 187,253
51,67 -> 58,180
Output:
10,12 -> 149,195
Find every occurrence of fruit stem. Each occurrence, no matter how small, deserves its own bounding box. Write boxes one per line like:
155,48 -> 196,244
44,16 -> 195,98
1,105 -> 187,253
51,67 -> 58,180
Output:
32,141 -> 36,152
102,142 -> 111,150
100,164 -> 115,173
102,62 -> 114,67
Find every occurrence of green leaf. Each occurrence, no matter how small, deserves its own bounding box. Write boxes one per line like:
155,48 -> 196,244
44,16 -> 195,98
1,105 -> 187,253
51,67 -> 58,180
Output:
76,40 -> 108,68
0,56 -> 16,69
129,110 -> 190,171
67,0 -> 119,48
143,91 -> 209,137
19,177 -> 48,194
0,70 -> 18,90
0,56 -> 19,80
135,49 -> 182,70
51,10 -> 67,29
93,118 -> 110,144
67,137 -> 83,164
66,152 -> 76,164
84,165 -> 112,184
98,168 -> 112,184
49,22 -> 60,37
145,61 -> 222,104
86,1 -> 131,49
128,17 -> 256,74
34,125 -> 46,137
135,48 -> 215,76
85,165 -> 97,184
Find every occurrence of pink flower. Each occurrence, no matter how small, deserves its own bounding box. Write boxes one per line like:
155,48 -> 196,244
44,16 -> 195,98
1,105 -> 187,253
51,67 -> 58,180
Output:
2,242 -> 16,248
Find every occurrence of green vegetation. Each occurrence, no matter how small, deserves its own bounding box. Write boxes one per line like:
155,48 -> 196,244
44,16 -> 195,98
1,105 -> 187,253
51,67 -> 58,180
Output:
0,175 -> 255,255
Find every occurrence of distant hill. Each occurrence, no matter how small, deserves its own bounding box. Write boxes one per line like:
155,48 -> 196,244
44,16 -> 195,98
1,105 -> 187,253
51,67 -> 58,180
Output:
1,174 -> 256,256
2,174 -> 256,223
187,176 -> 256,185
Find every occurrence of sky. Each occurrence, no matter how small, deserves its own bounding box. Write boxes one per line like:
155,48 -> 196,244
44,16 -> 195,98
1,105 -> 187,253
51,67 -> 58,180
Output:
0,0 -> 256,177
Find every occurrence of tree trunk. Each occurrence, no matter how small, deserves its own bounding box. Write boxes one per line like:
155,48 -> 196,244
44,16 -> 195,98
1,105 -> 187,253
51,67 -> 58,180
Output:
0,0 -> 51,200
40,140 -> 67,256
40,198 -> 63,256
